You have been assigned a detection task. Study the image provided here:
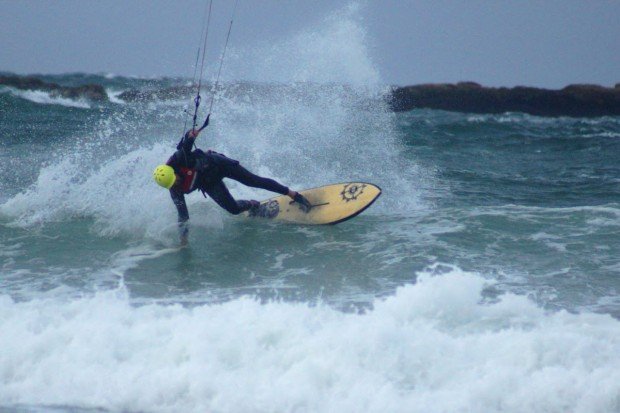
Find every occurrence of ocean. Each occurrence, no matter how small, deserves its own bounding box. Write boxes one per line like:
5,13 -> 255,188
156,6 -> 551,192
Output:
1,16 -> 620,413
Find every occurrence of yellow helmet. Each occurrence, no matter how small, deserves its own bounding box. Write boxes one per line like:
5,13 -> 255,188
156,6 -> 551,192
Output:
153,165 -> 176,189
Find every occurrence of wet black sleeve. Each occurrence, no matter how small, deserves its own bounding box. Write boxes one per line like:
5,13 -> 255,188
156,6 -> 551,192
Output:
176,134 -> 196,153
170,188 -> 189,237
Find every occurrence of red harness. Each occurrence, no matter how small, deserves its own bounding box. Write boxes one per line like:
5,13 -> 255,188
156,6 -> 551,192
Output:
178,167 -> 198,193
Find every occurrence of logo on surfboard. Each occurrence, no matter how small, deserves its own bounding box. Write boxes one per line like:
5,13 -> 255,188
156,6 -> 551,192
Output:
340,183 -> 366,202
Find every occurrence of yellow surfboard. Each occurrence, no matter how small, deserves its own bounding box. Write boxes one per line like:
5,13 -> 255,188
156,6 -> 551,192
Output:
244,182 -> 381,225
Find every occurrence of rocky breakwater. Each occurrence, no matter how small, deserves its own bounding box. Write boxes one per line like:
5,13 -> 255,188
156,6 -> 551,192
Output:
389,82 -> 620,118
0,75 -> 108,102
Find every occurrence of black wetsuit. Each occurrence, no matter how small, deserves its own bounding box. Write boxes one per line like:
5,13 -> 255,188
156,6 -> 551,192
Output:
166,134 -> 289,236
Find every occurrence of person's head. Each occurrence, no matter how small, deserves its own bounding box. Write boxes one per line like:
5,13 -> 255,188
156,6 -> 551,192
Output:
153,165 -> 177,189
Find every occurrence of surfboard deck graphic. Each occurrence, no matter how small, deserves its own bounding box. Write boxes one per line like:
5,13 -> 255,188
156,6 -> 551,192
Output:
244,182 -> 381,225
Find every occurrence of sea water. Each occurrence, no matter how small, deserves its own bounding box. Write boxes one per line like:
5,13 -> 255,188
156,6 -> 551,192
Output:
1,8 -> 619,413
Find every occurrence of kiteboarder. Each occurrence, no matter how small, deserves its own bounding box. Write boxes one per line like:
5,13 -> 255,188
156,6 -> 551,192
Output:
153,118 -> 312,244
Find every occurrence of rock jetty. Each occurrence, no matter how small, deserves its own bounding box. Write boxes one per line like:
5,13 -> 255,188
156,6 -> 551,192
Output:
389,82 -> 620,117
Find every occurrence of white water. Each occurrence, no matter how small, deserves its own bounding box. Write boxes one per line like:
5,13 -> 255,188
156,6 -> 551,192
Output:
106,89 -> 127,105
1,267 -> 618,413
1,86 -> 91,109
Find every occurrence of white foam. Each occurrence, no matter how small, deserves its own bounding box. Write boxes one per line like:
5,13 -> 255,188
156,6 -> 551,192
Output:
530,232 -> 568,252
0,144 -> 222,242
465,112 -> 620,130
581,131 -> 620,138
1,86 -> 91,109
0,268 -> 618,413
106,89 -> 127,104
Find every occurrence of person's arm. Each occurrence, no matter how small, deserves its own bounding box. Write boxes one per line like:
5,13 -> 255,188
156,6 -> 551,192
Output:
170,188 -> 190,245
176,115 -> 209,152
176,131 -> 197,153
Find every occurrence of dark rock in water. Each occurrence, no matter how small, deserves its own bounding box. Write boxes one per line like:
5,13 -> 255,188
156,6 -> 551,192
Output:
0,75 -> 108,101
389,82 -> 620,117
117,85 -> 195,102
58,84 -> 107,101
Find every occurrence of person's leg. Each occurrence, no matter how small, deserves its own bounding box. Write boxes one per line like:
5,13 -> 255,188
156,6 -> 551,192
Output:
223,163 -> 289,195
204,181 -> 256,215
217,158 -> 313,213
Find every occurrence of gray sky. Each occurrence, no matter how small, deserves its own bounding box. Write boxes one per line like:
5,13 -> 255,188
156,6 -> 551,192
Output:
1,0 -> 619,87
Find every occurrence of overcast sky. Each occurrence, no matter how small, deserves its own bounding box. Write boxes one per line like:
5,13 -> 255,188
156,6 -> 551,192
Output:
1,0 -> 619,87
